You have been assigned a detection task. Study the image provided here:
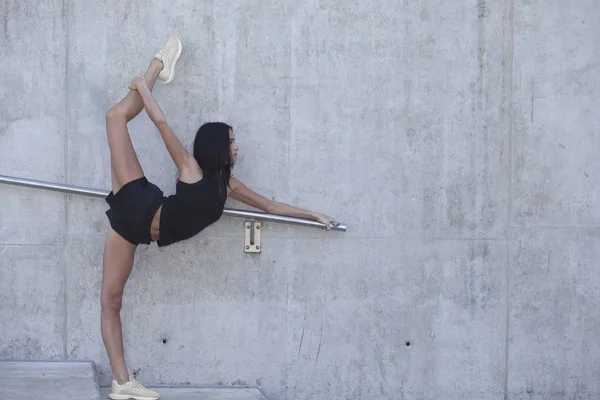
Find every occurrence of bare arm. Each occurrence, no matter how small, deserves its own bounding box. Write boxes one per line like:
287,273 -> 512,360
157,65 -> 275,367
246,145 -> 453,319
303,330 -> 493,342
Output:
228,177 -> 335,230
133,77 -> 201,182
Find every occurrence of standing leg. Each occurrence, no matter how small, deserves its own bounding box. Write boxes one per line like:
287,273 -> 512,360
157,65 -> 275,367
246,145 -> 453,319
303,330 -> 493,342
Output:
106,59 -> 164,194
101,227 -> 160,399
100,227 -> 136,384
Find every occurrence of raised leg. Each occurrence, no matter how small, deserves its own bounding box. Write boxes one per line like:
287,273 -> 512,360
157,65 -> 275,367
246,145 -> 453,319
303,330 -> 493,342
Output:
106,59 -> 163,193
100,226 -> 137,384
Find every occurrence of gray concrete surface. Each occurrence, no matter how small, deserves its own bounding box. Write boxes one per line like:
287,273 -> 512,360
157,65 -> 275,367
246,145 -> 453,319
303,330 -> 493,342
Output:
0,361 -> 100,400
99,387 -> 267,400
1,0 -> 599,399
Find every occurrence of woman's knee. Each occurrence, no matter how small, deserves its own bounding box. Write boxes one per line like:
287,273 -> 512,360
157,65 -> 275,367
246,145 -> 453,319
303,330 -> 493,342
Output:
106,105 -> 128,122
101,290 -> 124,312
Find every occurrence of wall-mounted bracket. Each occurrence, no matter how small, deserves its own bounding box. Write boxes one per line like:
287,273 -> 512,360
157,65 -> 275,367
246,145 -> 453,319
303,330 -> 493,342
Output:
244,220 -> 261,253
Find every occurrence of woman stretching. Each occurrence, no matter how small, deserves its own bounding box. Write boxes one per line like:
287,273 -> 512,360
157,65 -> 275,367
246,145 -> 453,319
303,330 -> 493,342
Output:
102,36 -> 336,400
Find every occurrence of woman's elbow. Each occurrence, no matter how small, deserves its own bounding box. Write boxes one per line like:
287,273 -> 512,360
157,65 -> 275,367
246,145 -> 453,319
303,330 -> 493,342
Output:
265,201 -> 279,214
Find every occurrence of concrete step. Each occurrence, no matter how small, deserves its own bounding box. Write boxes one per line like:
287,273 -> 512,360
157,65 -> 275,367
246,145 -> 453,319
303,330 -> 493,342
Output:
99,386 -> 268,400
0,361 -> 100,400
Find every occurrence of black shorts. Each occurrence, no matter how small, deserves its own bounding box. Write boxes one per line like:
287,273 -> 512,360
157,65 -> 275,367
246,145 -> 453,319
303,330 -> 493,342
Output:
105,177 -> 164,245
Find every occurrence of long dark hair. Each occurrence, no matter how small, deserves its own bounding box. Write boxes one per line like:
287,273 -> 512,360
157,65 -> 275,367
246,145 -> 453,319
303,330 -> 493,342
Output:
193,122 -> 232,203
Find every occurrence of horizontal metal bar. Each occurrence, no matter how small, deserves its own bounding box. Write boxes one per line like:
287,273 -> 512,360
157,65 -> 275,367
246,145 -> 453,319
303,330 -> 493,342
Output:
0,174 -> 346,232
0,175 -> 109,198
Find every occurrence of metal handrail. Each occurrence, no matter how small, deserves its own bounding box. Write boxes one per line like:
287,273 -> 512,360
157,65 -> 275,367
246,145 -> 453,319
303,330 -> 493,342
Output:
0,175 -> 346,232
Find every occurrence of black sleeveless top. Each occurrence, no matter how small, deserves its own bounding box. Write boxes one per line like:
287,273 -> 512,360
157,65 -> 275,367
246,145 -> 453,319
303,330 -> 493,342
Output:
157,179 -> 225,247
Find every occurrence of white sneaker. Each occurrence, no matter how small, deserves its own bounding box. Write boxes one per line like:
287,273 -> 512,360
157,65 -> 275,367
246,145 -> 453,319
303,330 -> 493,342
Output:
154,36 -> 182,84
108,376 -> 160,400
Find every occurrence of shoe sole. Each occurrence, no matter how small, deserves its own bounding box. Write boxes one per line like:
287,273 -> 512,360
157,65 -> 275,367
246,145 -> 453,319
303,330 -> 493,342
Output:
161,37 -> 182,84
108,394 -> 159,400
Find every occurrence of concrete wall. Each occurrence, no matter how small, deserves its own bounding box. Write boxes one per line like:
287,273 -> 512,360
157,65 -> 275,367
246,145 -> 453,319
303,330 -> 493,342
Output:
1,0 -> 599,399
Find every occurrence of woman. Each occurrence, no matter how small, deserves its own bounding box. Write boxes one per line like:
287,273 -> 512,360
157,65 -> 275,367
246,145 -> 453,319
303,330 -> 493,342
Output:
101,37 -> 336,400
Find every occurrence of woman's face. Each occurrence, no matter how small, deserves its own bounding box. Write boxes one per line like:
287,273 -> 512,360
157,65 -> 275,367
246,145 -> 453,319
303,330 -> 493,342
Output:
229,128 -> 238,165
